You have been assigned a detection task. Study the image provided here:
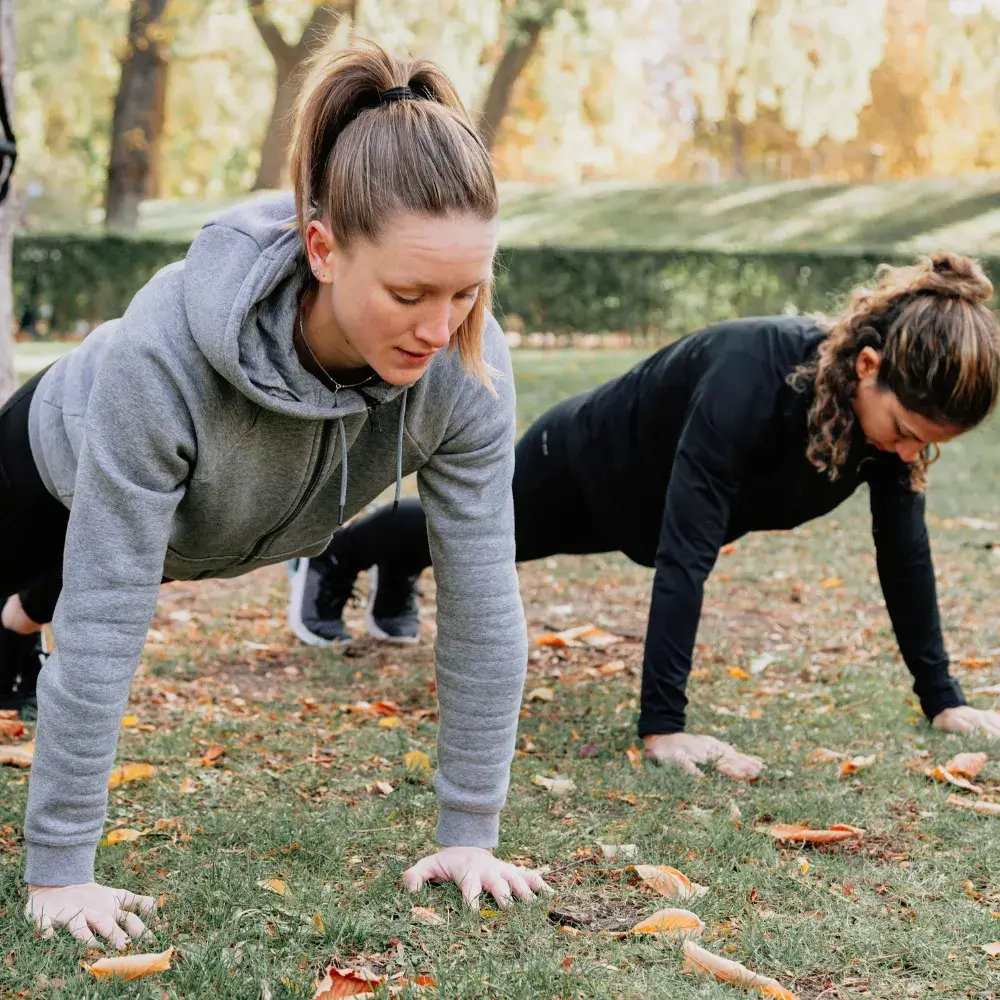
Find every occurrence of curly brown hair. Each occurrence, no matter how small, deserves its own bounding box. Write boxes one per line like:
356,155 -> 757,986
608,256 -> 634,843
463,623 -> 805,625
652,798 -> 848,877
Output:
788,251 -> 1000,490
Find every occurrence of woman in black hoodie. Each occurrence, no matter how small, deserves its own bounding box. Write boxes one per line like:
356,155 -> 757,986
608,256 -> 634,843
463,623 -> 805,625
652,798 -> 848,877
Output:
291,252 -> 1000,778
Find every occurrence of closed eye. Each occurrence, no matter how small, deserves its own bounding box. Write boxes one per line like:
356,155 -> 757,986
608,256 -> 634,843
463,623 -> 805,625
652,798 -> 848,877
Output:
392,292 -> 421,306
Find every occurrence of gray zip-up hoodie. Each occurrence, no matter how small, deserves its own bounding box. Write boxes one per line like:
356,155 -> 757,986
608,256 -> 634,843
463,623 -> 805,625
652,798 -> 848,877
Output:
23,196 -> 527,886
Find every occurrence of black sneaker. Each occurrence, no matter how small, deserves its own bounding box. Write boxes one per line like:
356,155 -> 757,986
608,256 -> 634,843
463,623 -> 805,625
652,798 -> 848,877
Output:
364,565 -> 421,644
0,626 -> 46,716
286,556 -> 356,646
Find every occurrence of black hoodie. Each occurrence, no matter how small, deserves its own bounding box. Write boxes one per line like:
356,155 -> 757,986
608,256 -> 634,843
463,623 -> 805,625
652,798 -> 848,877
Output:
559,316 -> 966,736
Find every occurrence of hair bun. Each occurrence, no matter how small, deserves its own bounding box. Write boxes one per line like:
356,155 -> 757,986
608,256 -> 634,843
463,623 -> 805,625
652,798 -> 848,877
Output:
926,251 -> 994,305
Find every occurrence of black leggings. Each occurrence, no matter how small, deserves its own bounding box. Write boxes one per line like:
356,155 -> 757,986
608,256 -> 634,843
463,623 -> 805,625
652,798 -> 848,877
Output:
328,396 -> 612,578
0,369 -> 67,624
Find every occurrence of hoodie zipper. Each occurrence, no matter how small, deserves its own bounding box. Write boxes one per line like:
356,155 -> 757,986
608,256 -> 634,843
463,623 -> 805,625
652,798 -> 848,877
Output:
247,419 -> 334,560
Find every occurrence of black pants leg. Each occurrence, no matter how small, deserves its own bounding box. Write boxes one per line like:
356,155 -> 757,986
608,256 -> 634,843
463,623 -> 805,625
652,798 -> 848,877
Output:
325,395 -> 609,575
0,368 -> 68,625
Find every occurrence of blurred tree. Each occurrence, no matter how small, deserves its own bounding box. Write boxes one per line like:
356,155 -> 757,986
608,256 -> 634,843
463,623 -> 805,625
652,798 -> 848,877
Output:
105,0 -> 171,232
0,0 -> 14,403
247,0 -> 353,191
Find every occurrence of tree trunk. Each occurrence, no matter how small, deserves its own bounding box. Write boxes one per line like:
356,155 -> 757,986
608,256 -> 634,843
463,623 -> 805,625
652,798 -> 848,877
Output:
144,56 -> 169,199
248,0 -> 354,192
252,66 -> 299,190
105,0 -> 170,234
0,0 -> 15,405
478,21 -> 544,152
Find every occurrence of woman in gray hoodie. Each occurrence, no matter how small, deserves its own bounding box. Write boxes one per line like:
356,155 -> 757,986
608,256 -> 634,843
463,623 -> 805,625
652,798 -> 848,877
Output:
2,40 -> 545,947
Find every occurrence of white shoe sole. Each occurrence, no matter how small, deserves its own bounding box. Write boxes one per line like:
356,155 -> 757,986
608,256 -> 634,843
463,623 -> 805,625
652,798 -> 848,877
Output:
286,558 -> 343,648
364,565 -> 420,645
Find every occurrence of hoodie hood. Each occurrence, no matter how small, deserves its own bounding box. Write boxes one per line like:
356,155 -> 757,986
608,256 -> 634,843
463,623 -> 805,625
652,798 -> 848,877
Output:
182,193 -> 406,420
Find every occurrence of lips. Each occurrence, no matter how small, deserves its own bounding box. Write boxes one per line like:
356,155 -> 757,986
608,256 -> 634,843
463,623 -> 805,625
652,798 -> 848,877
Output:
397,347 -> 433,363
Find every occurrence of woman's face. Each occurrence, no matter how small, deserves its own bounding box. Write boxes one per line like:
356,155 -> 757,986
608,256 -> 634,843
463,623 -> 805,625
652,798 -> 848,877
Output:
305,211 -> 498,385
852,346 -> 962,462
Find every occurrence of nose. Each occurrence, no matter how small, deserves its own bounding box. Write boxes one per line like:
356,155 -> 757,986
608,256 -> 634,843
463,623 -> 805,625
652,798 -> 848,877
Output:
414,302 -> 452,351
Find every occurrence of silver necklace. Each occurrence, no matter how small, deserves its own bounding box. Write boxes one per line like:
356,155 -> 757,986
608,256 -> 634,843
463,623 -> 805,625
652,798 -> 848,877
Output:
297,304 -> 375,395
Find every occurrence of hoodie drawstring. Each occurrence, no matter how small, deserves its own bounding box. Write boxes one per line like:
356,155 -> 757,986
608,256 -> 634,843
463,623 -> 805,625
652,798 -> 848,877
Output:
336,387 -> 408,526
394,388 -> 407,513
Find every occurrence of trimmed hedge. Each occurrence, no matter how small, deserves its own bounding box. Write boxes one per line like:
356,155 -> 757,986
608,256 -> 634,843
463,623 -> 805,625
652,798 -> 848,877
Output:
13,234 -> 991,341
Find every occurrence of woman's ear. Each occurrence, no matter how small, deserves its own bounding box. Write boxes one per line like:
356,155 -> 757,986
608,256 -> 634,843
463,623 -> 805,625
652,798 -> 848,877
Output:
855,345 -> 882,382
304,221 -> 336,282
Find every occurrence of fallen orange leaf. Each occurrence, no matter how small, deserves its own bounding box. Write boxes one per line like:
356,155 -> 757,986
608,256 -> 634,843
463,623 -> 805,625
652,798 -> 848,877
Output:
629,907 -> 705,939
261,878 -> 288,896
925,765 -> 981,793
411,905 -> 445,926
728,667 -> 751,680
945,752 -> 988,780
0,719 -> 27,739
179,776 -> 198,794
0,743 -> 33,767
947,794 -> 1000,816
766,823 -> 864,844
86,947 -> 173,981
683,940 -> 798,999
807,748 -> 844,765
535,624 -> 621,649
312,913 -> 325,933
313,967 -> 383,999
720,543 -> 738,555
962,657 -> 993,669
625,747 -> 643,768
103,828 -> 143,846
839,755 -> 876,777
108,763 -> 155,789
121,715 -> 139,728
199,744 -> 226,767
378,716 -> 402,728
820,577 -> 843,589
634,865 -> 708,900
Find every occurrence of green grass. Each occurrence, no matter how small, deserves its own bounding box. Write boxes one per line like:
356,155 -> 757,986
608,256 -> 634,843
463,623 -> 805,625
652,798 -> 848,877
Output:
23,175 -> 1000,253
4,349 -> 1000,998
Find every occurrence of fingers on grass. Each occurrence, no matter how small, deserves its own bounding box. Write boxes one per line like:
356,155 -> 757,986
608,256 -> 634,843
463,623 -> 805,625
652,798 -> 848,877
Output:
119,891 -> 158,917
459,872 -> 482,909
481,874 -> 513,909
504,873 -> 536,903
117,911 -> 152,942
66,914 -> 101,949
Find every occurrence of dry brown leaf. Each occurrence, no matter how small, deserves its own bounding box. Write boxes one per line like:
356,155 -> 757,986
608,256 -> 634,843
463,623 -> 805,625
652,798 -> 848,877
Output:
526,687 -> 555,702
945,752 -> 988,780
312,913 -> 325,934
199,745 -> 226,767
403,750 -> 431,773
535,624 -> 621,649
598,660 -> 626,676
261,878 -> 288,896
839,755 -> 876,777
86,947 -> 173,981
634,865 -> 708,899
411,905 -> 445,926
807,748 -> 844,765
531,774 -> 575,794
820,577 -> 843,589
374,780 -> 394,796
629,907 -> 705,939
599,844 -> 638,862
625,747 -> 643,768
313,967 -> 383,999
925,766 -> 981,793
947,793 -> 1000,816
981,942 -> 1000,957
766,823 -> 864,844
0,743 -> 33,767
179,776 -> 198,795
683,940 -> 799,999
103,828 -> 143,846
108,763 -> 155,788
0,719 -> 27,740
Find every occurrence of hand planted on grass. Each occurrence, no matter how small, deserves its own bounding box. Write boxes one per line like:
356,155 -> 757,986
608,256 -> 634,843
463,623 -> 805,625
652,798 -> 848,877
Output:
26,882 -> 157,949
932,706 -> 1000,739
403,846 -> 552,910
643,732 -> 766,779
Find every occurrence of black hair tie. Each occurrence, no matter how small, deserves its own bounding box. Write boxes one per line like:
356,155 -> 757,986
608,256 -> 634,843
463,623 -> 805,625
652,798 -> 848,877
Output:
379,85 -> 416,103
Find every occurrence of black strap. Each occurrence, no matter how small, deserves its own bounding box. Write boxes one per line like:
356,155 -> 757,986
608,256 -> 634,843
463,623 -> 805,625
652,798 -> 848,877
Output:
0,68 -> 17,206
